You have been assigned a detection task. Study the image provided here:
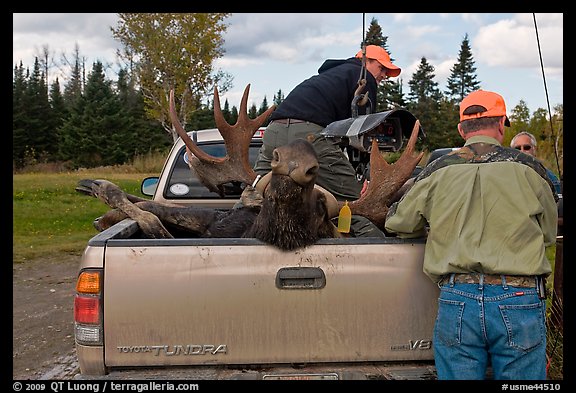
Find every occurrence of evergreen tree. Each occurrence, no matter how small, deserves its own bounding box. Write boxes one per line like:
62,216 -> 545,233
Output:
445,34 -> 481,103
59,61 -> 128,167
434,97 -> 461,149
273,89 -> 285,106
116,68 -> 172,158
13,62 -> 29,168
257,96 -> 272,126
230,105 -> 239,125
187,97 -> 218,130
406,57 -> 445,150
362,17 -> 405,111
49,78 -> 68,120
24,58 -> 55,162
222,99 -> 232,124
187,101 -> 217,131
48,77 -> 68,160
363,17 -> 385,48
248,103 -> 257,119
63,55 -> 83,108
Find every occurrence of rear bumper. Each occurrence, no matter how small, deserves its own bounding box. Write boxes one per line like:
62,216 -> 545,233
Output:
74,361 -> 437,380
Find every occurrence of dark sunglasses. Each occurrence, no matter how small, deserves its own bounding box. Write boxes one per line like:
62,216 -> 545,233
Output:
514,144 -> 533,151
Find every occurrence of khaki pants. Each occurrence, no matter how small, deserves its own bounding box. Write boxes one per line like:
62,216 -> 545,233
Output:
254,121 -> 362,201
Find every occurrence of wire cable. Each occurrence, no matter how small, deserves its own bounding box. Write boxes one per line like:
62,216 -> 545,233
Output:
532,13 -> 561,181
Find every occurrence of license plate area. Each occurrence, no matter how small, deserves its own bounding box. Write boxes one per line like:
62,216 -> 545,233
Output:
262,372 -> 339,380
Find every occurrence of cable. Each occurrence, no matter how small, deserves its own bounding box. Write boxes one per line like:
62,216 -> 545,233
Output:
358,13 -> 367,84
532,13 -> 561,182
353,13 -> 369,110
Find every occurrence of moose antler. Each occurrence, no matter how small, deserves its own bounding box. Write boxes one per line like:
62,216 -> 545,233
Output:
345,120 -> 425,229
169,85 -> 276,197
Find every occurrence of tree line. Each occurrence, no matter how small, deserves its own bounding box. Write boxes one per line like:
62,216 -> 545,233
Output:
12,14 -> 562,177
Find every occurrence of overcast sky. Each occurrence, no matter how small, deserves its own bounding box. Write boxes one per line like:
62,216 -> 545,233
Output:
13,13 -> 563,117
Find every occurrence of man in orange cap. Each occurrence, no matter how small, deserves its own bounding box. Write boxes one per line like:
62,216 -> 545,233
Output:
253,45 -> 400,236
385,90 -> 558,379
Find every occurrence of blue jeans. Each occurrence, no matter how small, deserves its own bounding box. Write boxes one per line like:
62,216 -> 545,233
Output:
434,275 -> 547,380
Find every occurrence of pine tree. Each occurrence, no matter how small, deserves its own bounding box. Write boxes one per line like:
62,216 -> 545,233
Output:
406,57 -> 446,150
257,96 -> 272,126
222,99 -> 232,124
248,103 -> 257,119
13,61 -> 29,168
363,17 -> 385,48
273,89 -> 285,106
24,58 -> 55,162
230,106 -> 239,125
48,77 -> 67,161
362,17 -> 405,111
59,61 -> 128,167
63,56 -> 83,108
187,98 -> 217,131
116,68 -> 172,159
445,34 -> 481,103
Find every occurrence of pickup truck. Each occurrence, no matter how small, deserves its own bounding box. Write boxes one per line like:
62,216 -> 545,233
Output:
73,126 -> 440,380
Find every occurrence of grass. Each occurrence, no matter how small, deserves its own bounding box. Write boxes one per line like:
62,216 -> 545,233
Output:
13,170 -> 157,263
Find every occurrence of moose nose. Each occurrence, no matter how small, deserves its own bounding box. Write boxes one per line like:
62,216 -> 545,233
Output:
271,139 -> 319,186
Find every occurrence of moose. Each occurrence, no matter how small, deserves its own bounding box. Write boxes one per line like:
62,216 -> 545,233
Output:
76,84 -> 424,251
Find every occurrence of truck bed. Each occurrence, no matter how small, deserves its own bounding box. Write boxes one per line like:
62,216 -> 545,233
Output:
76,219 -> 439,379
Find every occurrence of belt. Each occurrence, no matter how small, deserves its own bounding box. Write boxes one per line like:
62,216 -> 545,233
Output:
271,118 -> 308,125
439,273 -> 538,288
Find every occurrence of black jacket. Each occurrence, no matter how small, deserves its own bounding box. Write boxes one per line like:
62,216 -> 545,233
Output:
269,57 -> 377,127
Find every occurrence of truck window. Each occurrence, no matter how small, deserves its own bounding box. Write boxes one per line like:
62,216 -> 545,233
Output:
164,141 -> 262,199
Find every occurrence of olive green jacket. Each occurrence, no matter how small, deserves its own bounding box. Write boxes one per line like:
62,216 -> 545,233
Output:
385,136 -> 558,283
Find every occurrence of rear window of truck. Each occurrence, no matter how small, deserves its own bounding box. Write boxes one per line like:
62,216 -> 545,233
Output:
164,141 -> 263,199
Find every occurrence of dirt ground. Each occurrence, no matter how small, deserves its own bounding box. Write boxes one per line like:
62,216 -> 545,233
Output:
13,254 -> 81,380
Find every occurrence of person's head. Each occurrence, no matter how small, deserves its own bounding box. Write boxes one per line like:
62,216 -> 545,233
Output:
510,131 -> 537,156
356,45 -> 401,84
457,90 -> 510,143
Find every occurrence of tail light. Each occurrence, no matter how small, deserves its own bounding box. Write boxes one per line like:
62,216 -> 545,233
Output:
74,269 -> 103,345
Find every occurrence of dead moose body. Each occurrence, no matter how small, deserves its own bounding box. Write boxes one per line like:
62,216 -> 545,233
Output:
76,84 -> 423,251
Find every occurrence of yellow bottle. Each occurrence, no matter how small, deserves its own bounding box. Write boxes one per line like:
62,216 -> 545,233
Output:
337,200 -> 352,233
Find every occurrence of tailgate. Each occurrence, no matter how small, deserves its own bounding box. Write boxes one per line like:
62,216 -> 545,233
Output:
103,237 -> 437,368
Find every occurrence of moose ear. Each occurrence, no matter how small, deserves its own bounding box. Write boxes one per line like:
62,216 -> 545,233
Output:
313,184 -> 339,218
312,187 -> 342,238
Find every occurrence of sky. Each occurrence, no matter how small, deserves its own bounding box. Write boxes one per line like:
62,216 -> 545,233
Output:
13,13 -> 563,117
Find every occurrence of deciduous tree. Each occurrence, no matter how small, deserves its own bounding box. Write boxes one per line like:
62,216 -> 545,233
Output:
112,13 -> 231,142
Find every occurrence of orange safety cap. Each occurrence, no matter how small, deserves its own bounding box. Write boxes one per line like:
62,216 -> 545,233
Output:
460,89 -> 510,126
356,45 -> 401,77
